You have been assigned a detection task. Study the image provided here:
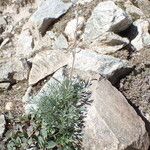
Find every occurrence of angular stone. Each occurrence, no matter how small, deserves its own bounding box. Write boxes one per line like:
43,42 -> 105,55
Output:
83,1 -> 132,44
0,82 -> 10,91
131,19 -> 150,51
0,58 -> 29,82
30,0 -> 72,34
83,78 -> 150,150
88,32 -> 129,54
68,49 -> 131,83
29,50 -> 69,85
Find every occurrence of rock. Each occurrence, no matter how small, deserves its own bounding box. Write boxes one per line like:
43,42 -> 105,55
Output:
25,67 -> 65,113
0,115 -> 5,138
131,19 -> 150,51
88,32 -> 129,54
68,49 -> 132,84
29,50 -> 69,85
77,0 -> 93,5
64,17 -> 85,41
83,78 -> 150,150
53,34 -> 68,50
22,86 -> 32,103
30,0 -> 72,34
5,102 -> 13,111
0,83 -> 10,90
0,38 -> 10,49
16,29 -> 34,58
83,1 -> 132,44
0,58 -> 29,83
0,16 -> 7,34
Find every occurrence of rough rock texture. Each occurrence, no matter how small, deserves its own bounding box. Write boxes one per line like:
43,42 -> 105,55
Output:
0,115 -> 5,138
131,19 -> 150,51
29,50 -> 69,85
68,49 -> 132,83
30,0 -> 72,34
83,1 -> 132,43
83,78 -> 150,150
88,32 -> 129,54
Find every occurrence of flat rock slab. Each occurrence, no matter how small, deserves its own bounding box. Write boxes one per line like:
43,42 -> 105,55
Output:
29,50 -> 69,85
30,0 -> 72,34
83,1 -> 132,43
83,78 -> 150,150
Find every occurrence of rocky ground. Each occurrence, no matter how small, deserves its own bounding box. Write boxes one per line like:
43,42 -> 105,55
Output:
0,0 -> 150,149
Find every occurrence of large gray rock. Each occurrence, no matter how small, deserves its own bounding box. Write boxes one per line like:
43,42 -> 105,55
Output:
131,19 -> 150,51
68,49 -> 132,83
30,0 -> 72,34
83,78 -> 150,150
83,1 -> 132,44
28,50 -> 69,85
0,115 -> 5,138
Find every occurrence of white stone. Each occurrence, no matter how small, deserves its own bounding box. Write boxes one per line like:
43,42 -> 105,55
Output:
83,1 -> 132,43
64,17 -> 85,41
0,83 -> 10,90
131,19 -> 150,51
5,102 -> 13,111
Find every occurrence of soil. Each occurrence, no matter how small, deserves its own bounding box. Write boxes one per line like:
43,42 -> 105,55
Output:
0,81 -> 28,116
118,47 -> 150,118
